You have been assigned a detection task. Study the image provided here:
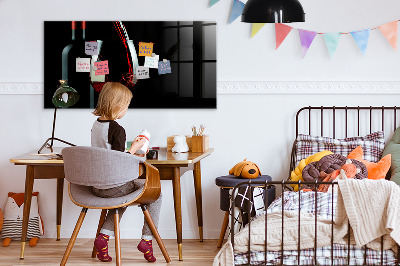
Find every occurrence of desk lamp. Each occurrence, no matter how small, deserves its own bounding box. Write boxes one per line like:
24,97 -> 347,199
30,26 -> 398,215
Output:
241,0 -> 305,23
38,80 -> 79,154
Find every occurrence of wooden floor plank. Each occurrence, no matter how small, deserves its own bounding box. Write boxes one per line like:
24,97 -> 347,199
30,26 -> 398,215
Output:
0,239 -> 222,265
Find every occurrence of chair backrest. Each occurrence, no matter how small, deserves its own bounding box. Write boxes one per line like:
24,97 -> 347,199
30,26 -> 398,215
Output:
62,146 -> 145,187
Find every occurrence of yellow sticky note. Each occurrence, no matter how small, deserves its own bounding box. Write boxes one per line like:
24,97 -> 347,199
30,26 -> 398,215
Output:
138,42 -> 154,56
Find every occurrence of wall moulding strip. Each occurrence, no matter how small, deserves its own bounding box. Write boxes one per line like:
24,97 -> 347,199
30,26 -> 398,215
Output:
0,81 -> 400,95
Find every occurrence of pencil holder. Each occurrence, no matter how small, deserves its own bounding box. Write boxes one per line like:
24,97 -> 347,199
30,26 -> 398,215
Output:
191,135 -> 209,153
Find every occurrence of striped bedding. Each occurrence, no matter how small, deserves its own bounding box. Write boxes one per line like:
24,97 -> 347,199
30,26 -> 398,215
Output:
234,191 -> 397,265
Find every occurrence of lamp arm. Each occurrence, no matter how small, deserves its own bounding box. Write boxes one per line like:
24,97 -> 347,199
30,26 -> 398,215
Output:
50,107 -> 57,148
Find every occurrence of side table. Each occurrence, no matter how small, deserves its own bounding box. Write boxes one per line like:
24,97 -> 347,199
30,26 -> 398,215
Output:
215,175 -> 275,248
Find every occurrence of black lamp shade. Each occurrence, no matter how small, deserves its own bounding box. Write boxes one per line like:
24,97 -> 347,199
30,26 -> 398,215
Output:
52,81 -> 79,108
241,0 -> 305,23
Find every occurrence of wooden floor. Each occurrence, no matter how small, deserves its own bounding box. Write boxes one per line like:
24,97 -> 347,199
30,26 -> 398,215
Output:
0,239 -> 221,265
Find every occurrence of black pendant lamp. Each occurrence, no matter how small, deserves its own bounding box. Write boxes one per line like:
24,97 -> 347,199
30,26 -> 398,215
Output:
242,0 -> 305,23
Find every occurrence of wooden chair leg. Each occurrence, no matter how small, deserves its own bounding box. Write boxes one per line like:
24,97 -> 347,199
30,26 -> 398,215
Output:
217,211 -> 230,248
114,210 -> 121,266
60,208 -> 88,266
91,209 -> 108,258
141,205 -> 171,263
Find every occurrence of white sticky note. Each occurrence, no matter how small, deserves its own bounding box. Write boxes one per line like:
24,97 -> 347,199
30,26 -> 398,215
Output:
136,66 -> 150,79
85,42 -> 99,55
76,58 -> 91,72
144,54 -> 159,69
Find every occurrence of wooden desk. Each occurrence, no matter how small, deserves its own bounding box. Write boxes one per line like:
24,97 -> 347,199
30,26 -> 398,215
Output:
10,147 -> 213,261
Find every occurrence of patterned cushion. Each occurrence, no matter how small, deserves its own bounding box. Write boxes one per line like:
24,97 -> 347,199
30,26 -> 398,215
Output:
295,131 -> 385,166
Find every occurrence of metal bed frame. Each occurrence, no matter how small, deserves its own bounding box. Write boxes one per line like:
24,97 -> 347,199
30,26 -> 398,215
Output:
230,106 -> 400,266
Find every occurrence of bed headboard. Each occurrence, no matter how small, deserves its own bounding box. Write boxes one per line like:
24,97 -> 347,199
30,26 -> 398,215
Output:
290,106 -> 400,179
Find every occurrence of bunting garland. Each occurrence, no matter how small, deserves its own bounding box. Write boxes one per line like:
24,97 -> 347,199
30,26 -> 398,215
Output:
229,0 -> 245,24
251,23 -> 265,38
323,33 -> 341,58
208,2 -> 399,58
378,21 -> 398,50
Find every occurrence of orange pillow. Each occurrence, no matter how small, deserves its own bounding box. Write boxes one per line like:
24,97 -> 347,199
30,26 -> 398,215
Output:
347,146 -> 391,180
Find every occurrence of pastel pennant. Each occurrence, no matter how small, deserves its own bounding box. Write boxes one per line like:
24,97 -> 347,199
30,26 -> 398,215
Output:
351,29 -> 370,55
229,0 -> 245,24
323,33 -> 341,58
251,23 -> 266,38
378,21 -> 398,50
209,0 -> 220,7
275,23 -> 293,49
298,29 -> 317,58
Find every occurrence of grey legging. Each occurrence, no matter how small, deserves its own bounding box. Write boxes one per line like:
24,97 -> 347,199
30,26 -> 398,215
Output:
92,180 -> 162,240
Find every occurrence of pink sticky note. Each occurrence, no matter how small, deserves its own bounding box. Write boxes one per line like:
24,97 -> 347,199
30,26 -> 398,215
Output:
94,60 -> 109,76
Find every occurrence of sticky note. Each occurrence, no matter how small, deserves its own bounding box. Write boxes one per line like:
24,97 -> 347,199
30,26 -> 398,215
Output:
144,54 -> 159,69
158,60 -> 172,75
85,41 -> 99,55
76,58 -> 91,72
138,42 -> 154,57
136,66 -> 150,79
94,60 -> 109,76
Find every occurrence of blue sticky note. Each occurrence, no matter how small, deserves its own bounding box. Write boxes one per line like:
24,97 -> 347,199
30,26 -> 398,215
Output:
158,60 -> 172,75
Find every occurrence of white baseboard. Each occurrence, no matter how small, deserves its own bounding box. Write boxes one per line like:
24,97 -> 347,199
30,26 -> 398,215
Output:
1,81 -> 400,95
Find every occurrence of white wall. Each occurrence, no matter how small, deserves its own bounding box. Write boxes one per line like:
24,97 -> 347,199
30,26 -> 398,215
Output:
1,0 -> 400,240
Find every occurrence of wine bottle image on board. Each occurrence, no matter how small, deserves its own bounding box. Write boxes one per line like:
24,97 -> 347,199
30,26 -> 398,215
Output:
61,21 -> 91,108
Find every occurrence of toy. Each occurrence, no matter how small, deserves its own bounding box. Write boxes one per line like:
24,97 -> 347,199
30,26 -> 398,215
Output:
0,208 -> 3,232
1,192 -> 43,247
348,146 -> 391,180
229,159 -> 261,179
289,150 -> 333,191
172,135 -> 189,153
135,129 -> 150,154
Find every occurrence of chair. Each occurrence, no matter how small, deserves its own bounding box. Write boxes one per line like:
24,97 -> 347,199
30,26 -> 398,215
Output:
60,146 -> 171,265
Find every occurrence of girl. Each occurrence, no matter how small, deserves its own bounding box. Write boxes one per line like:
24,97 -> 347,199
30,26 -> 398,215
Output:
91,82 -> 161,263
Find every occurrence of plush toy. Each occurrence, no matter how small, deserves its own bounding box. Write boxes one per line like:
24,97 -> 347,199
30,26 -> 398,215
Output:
1,192 -> 44,247
289,150 -> 333,191
348,146 -> 391,180
229,159 -> 261,179
0,208 -> 3,232
172,135 -> 189,153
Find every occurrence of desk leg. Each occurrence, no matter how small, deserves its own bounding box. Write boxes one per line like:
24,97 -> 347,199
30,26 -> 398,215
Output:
193,161 -> 203,242
172,167 -> 183,261
56,178 -> 64,241
20,165 -> 35,259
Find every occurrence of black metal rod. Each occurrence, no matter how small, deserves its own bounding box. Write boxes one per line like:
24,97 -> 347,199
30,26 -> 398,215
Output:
281,181 -> 284,266
50,107 -> 57,148
314,180 -> 317,266
333,106 -> 336,138
298,180 -> 301,266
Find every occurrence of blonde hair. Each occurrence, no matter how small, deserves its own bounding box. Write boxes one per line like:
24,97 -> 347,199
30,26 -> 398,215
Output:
93,82 -> 133,120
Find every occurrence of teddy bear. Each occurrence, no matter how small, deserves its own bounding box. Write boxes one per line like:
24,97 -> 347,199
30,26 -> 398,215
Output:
172,135 -> 189,153
1,192 -> 44,247
229,159 -> 261,179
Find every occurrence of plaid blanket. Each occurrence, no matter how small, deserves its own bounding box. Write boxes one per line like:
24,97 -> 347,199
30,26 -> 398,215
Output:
234,191 -> 397,265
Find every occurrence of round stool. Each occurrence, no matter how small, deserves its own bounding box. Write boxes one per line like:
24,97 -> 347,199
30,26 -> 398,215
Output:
215,175 -> 275,248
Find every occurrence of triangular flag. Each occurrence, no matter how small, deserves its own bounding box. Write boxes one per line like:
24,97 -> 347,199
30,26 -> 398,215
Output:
275,23 -> 293,49
251,23 -> 266,38
378,21 -> 397,50
351,29 -> 370,55
298,29 -> 317,58
323,33 -> 341,58
229,0 -> 245,24
209,0 -> 220,7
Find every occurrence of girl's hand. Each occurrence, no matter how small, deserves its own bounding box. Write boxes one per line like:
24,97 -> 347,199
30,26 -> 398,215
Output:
128,137 -> 147,155
134,148 -> 149,157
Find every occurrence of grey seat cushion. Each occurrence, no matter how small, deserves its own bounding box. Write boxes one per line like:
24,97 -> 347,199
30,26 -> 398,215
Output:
69,180 -> 145,208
